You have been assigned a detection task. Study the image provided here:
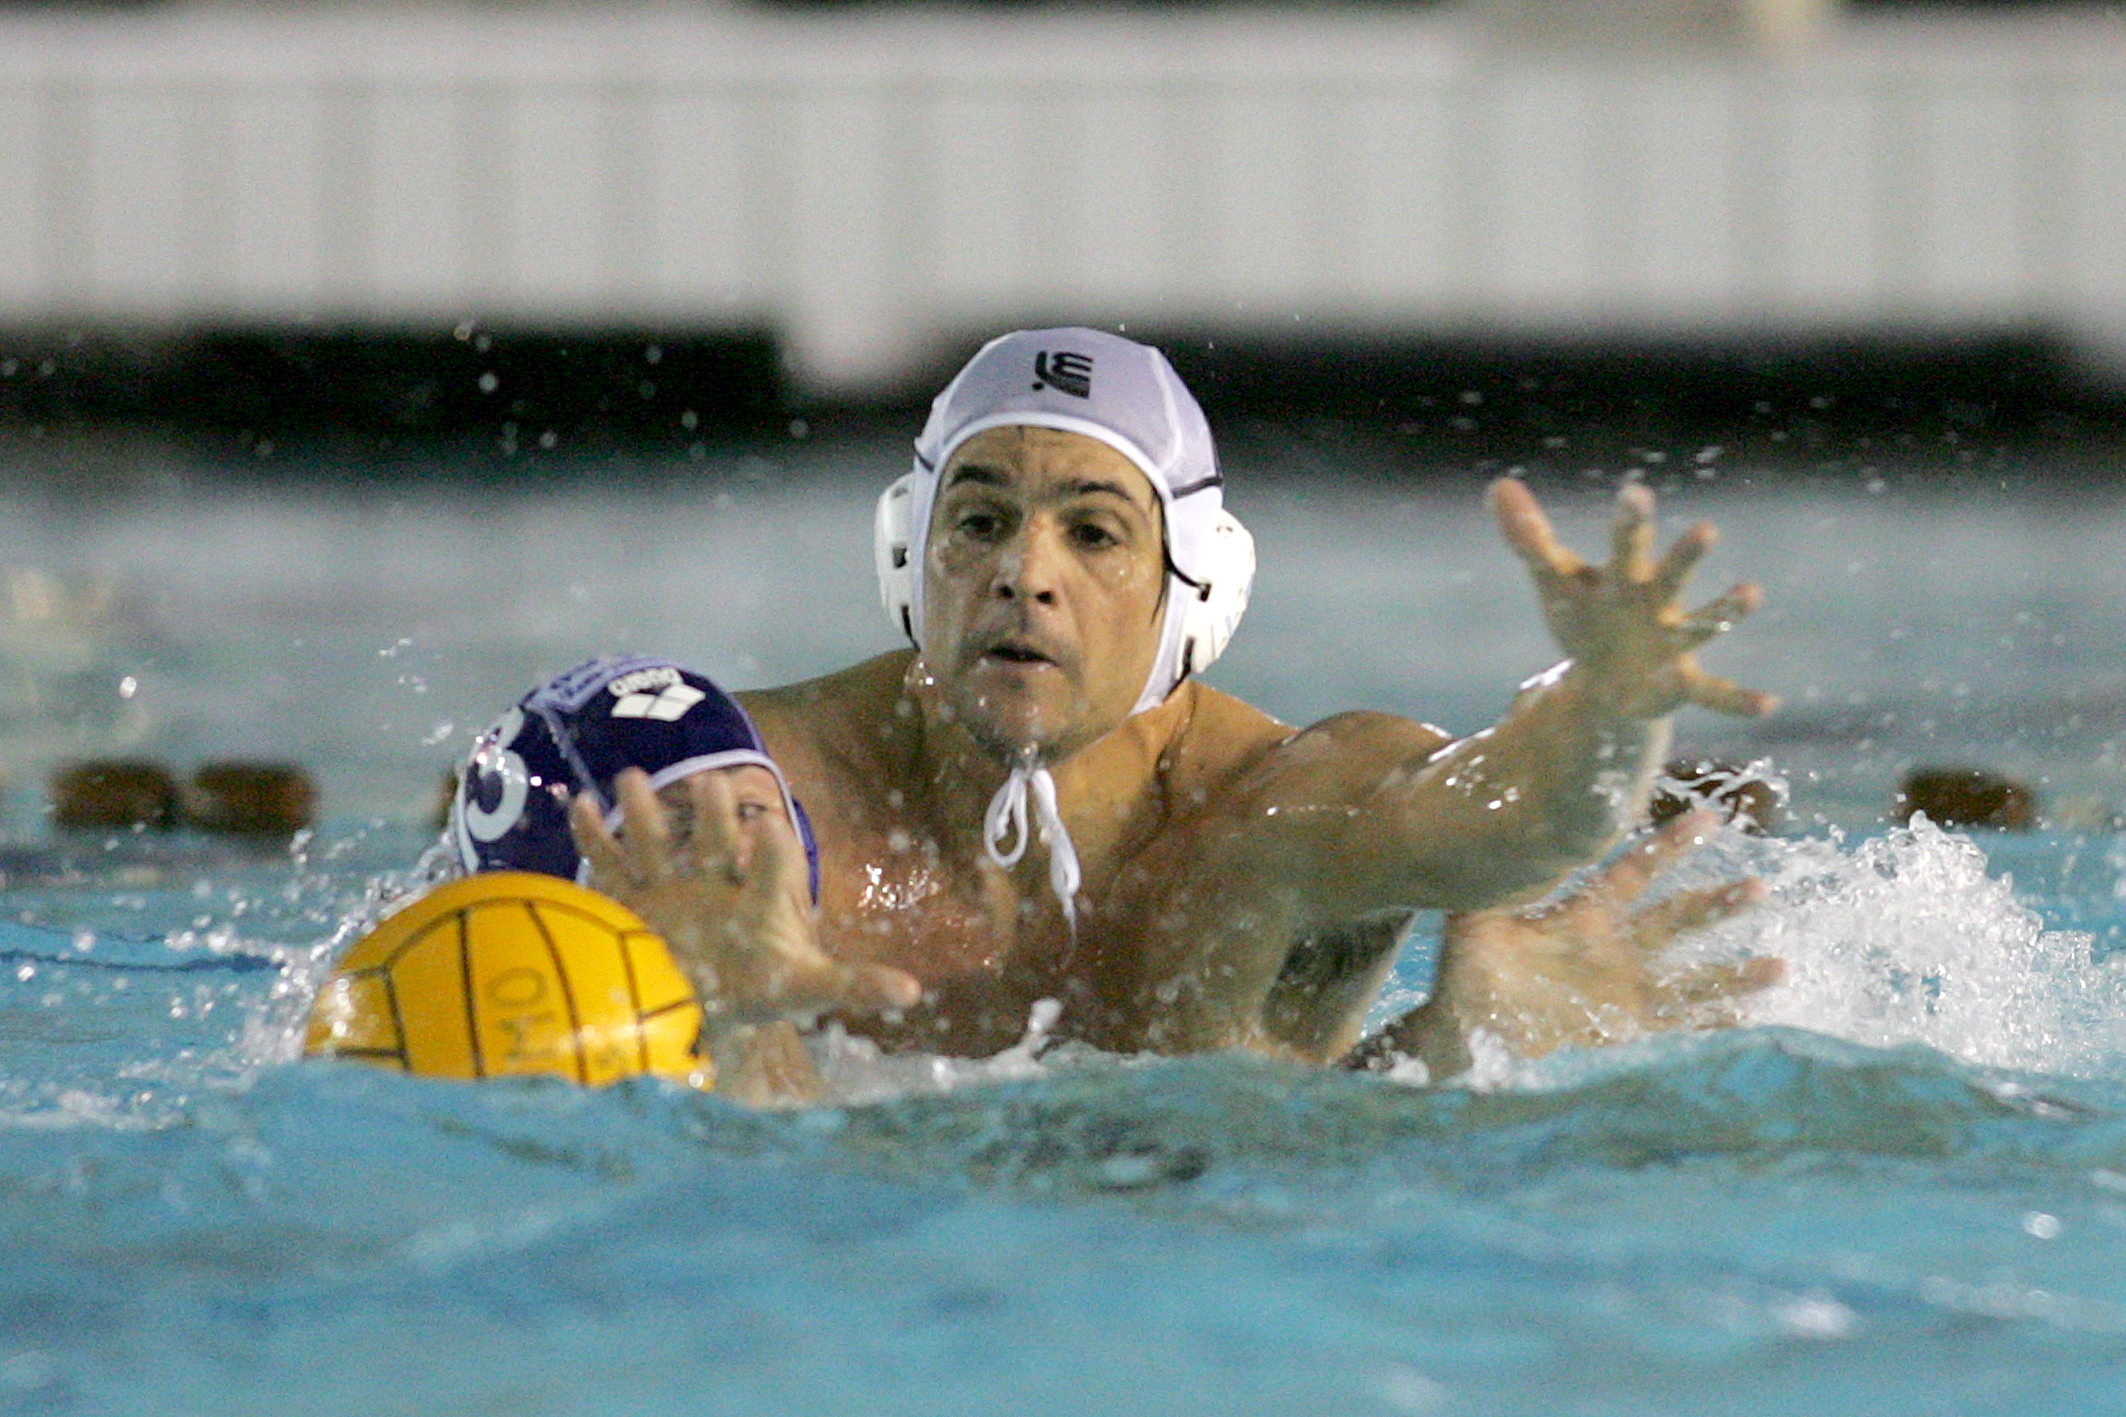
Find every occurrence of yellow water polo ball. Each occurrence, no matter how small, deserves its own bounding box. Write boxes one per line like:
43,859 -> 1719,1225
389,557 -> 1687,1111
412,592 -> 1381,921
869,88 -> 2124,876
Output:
304,871 -> 713,1091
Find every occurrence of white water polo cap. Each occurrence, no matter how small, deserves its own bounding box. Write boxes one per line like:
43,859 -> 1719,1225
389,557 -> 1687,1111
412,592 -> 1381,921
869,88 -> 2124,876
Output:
876,327 -> 1255,717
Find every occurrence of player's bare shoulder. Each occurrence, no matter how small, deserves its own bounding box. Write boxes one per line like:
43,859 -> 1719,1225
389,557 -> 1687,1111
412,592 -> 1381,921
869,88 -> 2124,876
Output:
739,651 -> 915,787
1170,680 -> 1284,763
1288,708 -> 1457,761
1164,685 -> 1457,808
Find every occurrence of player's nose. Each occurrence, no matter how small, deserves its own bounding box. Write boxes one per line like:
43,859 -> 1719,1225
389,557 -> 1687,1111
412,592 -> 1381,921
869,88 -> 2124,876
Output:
989,519 -> 1064,605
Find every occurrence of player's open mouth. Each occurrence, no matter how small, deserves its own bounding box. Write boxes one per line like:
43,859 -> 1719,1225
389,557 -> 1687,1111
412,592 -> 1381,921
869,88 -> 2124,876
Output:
983,641 -> 1053,666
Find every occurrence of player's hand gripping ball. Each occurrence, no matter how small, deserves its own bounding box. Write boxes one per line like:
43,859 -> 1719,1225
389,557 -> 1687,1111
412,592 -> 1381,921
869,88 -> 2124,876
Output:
304,871 -> 713,1090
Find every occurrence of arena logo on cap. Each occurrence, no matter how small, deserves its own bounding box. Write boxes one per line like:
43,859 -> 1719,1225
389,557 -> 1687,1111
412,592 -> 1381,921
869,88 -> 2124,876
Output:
607,667 -> 705,721
1032,350 -> 1093,398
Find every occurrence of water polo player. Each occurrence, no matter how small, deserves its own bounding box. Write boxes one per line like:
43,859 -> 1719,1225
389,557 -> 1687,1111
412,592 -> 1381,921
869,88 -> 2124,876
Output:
451,654 -> 819,893
592,329 -> 1778,1078
450,656 -> 917,1098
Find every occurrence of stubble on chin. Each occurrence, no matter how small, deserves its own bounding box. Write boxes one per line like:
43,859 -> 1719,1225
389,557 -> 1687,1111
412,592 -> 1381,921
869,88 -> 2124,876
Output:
950,679 -> 1052,763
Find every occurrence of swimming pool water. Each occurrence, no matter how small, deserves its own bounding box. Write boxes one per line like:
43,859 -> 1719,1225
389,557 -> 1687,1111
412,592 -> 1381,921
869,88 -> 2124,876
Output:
2,441 -> 2125,1414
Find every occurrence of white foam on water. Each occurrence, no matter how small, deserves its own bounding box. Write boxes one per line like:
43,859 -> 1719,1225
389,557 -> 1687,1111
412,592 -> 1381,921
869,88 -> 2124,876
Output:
1720,818 -> 2126,1078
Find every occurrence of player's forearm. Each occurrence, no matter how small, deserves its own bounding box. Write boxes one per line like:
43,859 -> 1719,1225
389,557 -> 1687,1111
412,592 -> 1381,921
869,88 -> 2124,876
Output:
1491,658 -> 1671,847
1403,661 -> 1670,905
700,1018 -> 825,1107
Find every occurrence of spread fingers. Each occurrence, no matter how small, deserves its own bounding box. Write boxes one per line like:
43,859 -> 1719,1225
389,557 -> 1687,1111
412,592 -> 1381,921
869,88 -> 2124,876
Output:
1676,583 -> 1764,647
740,825 -> 921,1015
1601,807 -> 1721,903
1609,482 -> 1656,576
569,792 -> 629,885
1628,878 -> 1766,953
734,811 -> 801,921
610,768 -> 677,879
684,771 -> 745,882
1488,477 -> 1581,579
1654,956 -> 1785,1020
1650,520 -> 1716,601
1680,664 -> 1779,718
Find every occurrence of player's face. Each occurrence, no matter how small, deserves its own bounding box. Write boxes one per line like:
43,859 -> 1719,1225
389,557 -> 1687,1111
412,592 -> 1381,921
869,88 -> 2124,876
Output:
921,426 -> 1167,761
655,764 -> 797,882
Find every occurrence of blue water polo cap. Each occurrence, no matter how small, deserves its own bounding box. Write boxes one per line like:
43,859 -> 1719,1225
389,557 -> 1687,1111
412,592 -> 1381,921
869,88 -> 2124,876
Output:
450,656 -> 820,902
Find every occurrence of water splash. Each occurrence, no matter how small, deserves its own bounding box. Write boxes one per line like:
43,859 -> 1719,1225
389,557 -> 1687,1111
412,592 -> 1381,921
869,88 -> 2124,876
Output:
0,825 -> 449,1130
1720,819 -> 2126,1078
1370,815 -> 2126,1093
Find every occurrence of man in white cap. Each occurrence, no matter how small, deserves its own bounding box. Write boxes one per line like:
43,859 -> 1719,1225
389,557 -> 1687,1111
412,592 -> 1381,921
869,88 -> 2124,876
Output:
575,327 -> 1778,1080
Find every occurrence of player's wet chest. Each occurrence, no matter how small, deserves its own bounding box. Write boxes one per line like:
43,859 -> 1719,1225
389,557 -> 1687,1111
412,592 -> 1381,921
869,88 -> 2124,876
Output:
818,831 -> 1026,978
830,845 -> 1184,993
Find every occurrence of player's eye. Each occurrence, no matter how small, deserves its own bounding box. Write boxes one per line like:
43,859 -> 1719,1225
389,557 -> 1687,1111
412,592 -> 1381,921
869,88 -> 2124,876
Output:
1068,520 -> 1119,550
954,508 -> 1005,539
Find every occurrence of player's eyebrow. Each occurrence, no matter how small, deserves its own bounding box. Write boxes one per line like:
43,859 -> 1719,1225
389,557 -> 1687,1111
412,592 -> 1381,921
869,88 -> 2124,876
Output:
943,465 -> 1141,506
1055,477 -> 1138,504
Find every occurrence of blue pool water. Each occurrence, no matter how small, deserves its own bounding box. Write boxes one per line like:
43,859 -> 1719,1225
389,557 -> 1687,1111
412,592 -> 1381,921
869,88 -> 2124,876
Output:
3,441 -> 2126,1413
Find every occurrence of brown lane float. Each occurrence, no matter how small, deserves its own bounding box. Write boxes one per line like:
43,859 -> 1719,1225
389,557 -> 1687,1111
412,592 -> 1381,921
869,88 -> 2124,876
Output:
50,759 -> 181,830
181,762 -> 319,836
1893,766 -> 2037,831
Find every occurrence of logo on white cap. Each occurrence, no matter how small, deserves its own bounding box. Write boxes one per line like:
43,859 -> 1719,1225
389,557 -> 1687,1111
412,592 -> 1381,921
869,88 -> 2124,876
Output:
1032,350 -> 1093,399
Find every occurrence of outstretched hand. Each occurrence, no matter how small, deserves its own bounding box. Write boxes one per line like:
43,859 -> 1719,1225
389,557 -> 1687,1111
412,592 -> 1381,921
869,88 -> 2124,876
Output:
570,768 -> 921,1024
1427,808 -> 1783,1063
1355,807 -> 1784,1077
1491,477 -> 1776,721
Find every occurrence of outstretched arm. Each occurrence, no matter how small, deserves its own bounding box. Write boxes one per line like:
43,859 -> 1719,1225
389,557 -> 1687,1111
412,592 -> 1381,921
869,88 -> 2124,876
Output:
1151,480 -> 1777,1061
1275,479 -> 1776,919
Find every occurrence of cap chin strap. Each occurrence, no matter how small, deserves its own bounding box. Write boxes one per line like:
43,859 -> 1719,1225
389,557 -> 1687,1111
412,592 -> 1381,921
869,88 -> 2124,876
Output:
982,753 -> 1081,933
968,586 -> 1187,933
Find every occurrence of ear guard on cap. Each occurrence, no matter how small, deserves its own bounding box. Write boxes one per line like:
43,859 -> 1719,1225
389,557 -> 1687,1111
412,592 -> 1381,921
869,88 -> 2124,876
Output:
875,472 -> 918,644
1175,510 -> 1254,678
873,472 -> 1254,685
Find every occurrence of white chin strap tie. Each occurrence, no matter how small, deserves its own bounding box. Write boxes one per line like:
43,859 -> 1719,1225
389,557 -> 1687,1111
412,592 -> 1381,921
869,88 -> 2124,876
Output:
982,756 -> 1081,933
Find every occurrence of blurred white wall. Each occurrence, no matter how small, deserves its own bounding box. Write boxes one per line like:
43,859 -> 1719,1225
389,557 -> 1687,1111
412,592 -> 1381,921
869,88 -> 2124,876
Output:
0,3 -> 2121,393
